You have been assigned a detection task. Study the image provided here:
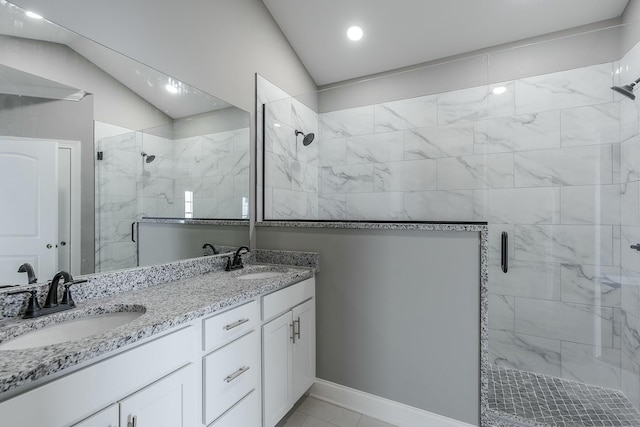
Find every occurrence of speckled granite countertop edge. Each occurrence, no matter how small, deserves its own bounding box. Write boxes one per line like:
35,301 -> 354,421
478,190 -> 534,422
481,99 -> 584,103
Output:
0,263 -> 314,396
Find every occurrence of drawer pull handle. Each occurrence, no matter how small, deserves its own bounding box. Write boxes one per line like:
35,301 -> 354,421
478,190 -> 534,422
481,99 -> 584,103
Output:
223,318 -> 249,330
290,323 -> 296,344
128,415 -> 137,427
224,366 -> 250,383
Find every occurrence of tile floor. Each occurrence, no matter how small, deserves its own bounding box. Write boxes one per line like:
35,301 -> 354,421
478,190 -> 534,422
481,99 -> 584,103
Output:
277,395 -> 396,427
489,364 -> 640,427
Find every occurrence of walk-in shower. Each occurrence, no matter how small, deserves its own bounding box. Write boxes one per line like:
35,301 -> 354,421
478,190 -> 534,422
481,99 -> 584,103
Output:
260,19 -> 640,427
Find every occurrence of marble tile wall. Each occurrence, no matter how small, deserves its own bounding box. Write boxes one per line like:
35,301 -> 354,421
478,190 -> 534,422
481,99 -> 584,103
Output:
95,122 -> 250,272
95,121 -> 141,272
259,76 -> 319,219
259,46 -> 640,406
619,39 -> 640,409
316,62 -> 630,397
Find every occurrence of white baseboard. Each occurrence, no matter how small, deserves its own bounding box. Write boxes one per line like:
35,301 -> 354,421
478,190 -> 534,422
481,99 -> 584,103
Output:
309,379 -> 477,427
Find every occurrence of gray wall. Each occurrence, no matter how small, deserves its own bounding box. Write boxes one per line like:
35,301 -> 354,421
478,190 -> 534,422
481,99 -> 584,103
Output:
0,94 -> 95,273
138,223 -> 249,267
257,226 -> 481,425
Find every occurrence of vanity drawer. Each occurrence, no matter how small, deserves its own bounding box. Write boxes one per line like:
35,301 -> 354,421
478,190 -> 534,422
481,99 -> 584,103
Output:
203,331 -> 258,425
203,300 -> 258,351
262,278 -> 314,321
209,389 -> 259,427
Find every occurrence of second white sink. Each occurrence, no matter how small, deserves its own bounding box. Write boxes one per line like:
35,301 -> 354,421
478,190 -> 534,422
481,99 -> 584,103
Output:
0,311 -> 144,351
236,271 -> 286,280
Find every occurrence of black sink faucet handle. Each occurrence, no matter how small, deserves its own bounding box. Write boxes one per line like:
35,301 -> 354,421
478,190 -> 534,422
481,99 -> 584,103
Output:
232,246 -> 250,270
60,279 -> 88,307
7,289 -> 41,318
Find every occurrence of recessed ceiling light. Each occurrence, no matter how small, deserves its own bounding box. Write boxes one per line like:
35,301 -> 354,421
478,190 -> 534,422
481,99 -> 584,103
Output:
274,123 -> 281,128
347,26 -> 363,41
25,11 -> 43,20
492,86 -> 507,95
165,84 -> 179,94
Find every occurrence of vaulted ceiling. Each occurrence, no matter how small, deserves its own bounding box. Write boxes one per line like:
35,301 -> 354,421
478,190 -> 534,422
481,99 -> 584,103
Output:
263,0 -> 630,85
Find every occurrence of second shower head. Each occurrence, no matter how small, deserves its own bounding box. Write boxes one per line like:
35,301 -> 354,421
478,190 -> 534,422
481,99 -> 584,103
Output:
611,77 -> 640,101
295,129 -> 315,146
141,152 -> 156,163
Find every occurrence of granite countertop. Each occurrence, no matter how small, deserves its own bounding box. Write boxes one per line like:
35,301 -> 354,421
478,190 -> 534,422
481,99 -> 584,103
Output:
0,263 -> 314,396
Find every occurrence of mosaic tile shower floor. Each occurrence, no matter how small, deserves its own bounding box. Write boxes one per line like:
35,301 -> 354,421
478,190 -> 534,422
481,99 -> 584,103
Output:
488,365 -> 640,427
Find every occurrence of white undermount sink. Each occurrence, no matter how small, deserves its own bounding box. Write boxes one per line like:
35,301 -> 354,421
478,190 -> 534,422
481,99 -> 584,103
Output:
236,271 -> 286,280
0,311 -> 144,351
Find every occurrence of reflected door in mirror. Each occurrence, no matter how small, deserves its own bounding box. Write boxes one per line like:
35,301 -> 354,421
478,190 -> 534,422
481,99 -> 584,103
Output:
0,138 -> 57,285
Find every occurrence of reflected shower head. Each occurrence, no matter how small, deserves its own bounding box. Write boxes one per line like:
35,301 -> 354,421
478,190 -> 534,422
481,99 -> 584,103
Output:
141,152 -> 156,163
294,129 -> 315,146
611,77 -> 640,100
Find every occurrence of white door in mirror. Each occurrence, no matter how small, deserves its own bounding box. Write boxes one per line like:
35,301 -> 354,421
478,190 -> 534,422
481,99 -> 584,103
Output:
0,138 -> 57,286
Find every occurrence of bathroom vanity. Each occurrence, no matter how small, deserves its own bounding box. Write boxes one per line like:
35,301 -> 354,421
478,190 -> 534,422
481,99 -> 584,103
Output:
0,253 -> 318,427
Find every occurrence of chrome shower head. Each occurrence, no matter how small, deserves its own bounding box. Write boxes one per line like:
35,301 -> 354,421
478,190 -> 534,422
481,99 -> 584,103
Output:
141,152 -> 156,163
611,77 -> 640,100
295,129 -> 315,146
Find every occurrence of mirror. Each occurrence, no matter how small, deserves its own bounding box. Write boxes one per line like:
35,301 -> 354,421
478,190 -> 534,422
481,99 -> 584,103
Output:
0,0 -> 250,283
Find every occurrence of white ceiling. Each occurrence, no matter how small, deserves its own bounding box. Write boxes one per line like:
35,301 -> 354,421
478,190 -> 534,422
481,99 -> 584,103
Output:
0,1 -> 231,118
263,0 -> 630,86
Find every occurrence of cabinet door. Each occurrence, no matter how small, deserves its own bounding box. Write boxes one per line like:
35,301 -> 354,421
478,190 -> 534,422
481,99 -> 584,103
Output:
120,364 -> 194,427
262,311 -> 294,427
73,404 -> 118,427
292,298 -> 315,400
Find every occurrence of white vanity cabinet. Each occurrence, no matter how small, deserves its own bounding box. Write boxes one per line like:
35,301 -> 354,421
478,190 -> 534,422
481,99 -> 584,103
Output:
0,273 -> 316,427
0,326 -> 196,427
201,300 -> 261,427
262,278 -> 316,427
74,365 -> 194,427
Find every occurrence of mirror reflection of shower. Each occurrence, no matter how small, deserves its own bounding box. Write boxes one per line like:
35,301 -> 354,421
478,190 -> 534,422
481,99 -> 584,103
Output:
294,129 -> 315,146
141,152 -> 156,163
611,76 -> 640,100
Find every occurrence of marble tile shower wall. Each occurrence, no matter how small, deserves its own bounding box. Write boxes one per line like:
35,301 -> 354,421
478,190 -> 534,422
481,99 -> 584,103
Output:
260,76 -> 319,219
618,40 -> 640,409
95,122 -> 250,272
95,123 -> 140,272
141,129 -> 250,219
315,60 -> 640,403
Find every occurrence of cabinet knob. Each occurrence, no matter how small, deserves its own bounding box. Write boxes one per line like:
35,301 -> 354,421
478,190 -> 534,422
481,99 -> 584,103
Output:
46,244 -> 53,249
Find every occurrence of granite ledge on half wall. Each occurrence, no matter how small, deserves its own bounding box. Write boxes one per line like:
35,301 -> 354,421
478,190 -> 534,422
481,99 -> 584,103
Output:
139,218 -> 249,226
256,220 -> 488,232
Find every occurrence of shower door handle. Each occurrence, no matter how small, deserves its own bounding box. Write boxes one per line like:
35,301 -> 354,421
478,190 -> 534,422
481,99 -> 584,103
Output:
131,222 -> 136,243
501,231 -> 508,273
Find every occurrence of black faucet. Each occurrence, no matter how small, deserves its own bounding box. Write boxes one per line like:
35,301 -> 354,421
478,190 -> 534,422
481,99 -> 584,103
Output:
226,246 -> 250,271
9,271 -> 87,319
202,243 -> 219,256
44,271 -> 73,308
17,263 -> 37,284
